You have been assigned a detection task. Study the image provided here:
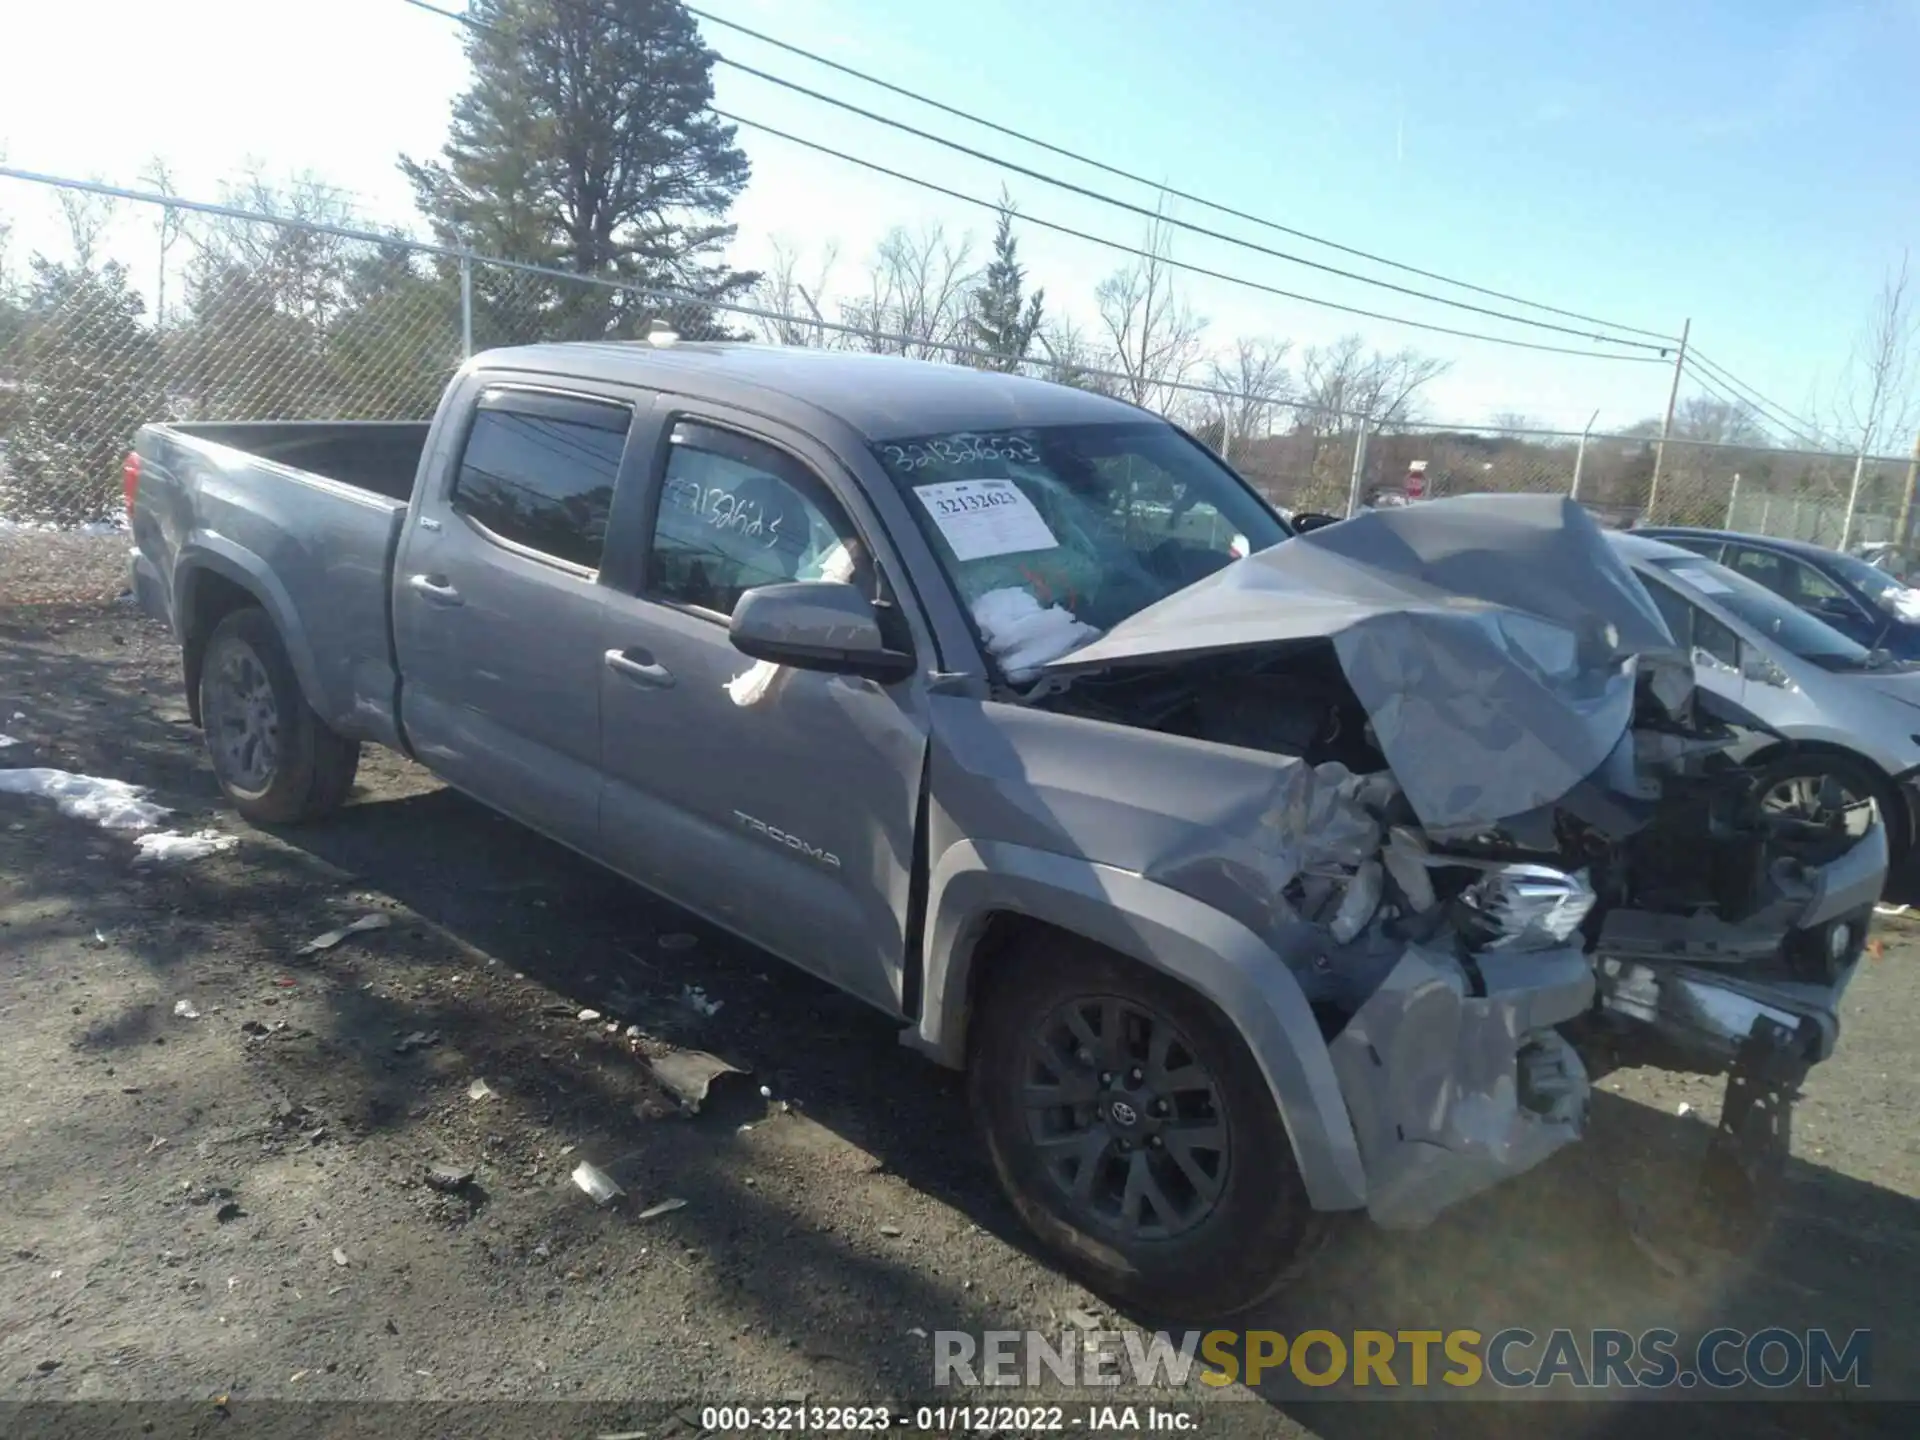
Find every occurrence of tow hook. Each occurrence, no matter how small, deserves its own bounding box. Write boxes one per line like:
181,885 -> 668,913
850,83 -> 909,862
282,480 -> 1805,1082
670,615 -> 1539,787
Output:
1700,1014 -> 1812,1239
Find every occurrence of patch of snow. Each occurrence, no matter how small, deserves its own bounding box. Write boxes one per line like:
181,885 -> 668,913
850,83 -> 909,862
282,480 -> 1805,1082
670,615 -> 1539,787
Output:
0,735 -> 17,748
133,830 -> 239,865
970,586 -> 1099,681
0,767 -> 171,829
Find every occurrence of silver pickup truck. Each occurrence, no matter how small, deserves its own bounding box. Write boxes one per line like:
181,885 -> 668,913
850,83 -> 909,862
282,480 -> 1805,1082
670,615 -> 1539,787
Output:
127,342 -> 1886,1319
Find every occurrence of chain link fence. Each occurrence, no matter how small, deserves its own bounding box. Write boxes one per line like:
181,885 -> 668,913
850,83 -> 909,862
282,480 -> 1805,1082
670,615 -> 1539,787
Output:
3,168 -> 1915,608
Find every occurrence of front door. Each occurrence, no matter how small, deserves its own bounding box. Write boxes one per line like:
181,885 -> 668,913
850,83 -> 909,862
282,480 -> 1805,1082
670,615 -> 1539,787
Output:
392,385 -> 635,851
597,414 -> 928,1011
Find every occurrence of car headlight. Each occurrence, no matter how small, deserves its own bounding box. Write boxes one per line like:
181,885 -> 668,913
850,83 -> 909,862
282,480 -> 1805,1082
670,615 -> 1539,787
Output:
1460,864 -> 1596,951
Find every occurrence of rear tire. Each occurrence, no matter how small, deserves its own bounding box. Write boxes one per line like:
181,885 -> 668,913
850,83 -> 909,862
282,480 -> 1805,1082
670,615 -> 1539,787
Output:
969,933 -> 1325,1321
198,607 -> 359,825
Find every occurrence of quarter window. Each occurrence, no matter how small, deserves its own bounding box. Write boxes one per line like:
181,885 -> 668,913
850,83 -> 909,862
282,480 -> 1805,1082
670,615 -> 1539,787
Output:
451,391 -> 629,570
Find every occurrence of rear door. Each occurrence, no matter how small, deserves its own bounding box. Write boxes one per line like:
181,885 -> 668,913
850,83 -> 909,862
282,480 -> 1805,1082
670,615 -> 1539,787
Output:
595,407 -> 929,1012
393,384 -> 641,851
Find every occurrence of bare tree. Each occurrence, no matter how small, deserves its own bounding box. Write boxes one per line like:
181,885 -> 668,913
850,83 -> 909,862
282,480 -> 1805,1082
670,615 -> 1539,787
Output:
840,224 -> 976,361
1490,411 -> 1538,437
1094,210 -> 1206,412
140,157 -> 189,329
1835,250 -> 1920,457
749,235 -> 839,347
1673,394 -> 1769,447
1204,337 -> 1293,443
56,185 -> 116,274
1036,317 -> 1119,396
191,167 -> 358,325
1297,334 -> 1449,433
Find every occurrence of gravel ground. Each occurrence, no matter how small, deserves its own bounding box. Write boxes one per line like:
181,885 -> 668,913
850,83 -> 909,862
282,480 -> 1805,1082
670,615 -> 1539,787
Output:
1,592 -> 1916,1438
0,527 -> 133,611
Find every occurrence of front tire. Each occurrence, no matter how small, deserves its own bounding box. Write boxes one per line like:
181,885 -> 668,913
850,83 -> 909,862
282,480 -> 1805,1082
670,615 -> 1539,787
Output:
970,934 -> 1324,1320
1752,750 -> 1904,871
198,607 -> 359,825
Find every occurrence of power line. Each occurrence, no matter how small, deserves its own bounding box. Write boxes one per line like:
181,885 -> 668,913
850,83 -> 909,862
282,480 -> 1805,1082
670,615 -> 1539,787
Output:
404,0 -> 1666,361
713,109 -> 1666,362
1686,347 -> 1830,447
1680,359 -> 1809,448
703,49 -> 1674,352
679,2 -> 1680,346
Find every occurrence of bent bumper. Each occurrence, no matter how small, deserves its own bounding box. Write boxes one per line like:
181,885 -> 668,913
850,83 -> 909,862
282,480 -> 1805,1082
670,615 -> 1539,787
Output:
1328,943 -> 1594,1229
1593,820 -> 1887,1069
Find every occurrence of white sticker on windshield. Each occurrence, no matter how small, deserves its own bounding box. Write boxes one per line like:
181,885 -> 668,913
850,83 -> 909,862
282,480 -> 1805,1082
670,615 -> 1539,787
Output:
914,478 -> 1058,562
1675,567 -> 1733,595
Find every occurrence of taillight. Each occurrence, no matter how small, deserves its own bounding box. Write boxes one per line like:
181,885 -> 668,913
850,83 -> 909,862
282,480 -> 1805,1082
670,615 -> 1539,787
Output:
123,451 -> 141,523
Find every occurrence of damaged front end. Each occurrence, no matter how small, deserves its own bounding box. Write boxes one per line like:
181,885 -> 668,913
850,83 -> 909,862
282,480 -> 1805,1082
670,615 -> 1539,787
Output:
1027,494 -> 1886,1229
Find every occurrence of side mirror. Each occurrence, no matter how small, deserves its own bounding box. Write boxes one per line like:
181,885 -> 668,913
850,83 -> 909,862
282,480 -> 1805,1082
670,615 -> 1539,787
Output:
1292,511 -> 1343,533
729,581 -> 914,683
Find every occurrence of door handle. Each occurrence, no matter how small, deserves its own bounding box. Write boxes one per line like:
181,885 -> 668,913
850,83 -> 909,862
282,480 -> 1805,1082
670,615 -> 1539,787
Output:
406,573 -> 463,607
604,648 -> 675,689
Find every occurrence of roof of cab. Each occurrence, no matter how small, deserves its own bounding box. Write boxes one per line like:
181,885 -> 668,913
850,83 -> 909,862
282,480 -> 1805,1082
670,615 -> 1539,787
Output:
468,340 -> 1152,440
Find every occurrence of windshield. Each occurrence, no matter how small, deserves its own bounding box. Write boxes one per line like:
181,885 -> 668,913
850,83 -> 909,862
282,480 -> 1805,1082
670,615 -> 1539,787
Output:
871,422 -> 1289,635
1826,549 -> 1910,604
1653,556 -> 1873,667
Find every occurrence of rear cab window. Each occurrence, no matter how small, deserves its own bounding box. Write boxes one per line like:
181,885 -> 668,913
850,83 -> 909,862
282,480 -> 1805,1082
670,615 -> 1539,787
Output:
450,389 -> 632,572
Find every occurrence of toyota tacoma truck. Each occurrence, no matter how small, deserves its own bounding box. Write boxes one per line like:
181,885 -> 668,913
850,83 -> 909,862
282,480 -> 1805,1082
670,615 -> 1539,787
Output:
125,342 -> 1886,1319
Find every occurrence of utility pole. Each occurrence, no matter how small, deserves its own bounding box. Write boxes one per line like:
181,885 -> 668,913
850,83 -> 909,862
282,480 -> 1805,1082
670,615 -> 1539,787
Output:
1569,408 -> 1600,500
1645,318 -> 1691,524
1896,430 -> 1920,556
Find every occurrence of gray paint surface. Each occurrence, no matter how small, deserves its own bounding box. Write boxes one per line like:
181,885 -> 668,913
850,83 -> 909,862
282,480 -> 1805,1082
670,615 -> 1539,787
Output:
129,342 -> 1889,1232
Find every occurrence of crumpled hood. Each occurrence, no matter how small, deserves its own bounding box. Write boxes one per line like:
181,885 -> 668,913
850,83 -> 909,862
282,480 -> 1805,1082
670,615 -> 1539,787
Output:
1049,494 -> 1687,834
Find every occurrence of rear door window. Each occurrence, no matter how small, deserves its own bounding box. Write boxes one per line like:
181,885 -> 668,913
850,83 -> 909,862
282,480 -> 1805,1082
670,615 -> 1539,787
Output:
1726,546 -> 1789,597
451,391 -> 631,571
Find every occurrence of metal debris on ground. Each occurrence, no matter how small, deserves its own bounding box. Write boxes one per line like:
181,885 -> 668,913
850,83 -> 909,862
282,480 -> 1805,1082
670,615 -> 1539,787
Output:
298,913 -> 392,955
465,1079 -> 494,1102
426,1163 -> 476,1193
658,933 -> 697,951
681,985 -> 722,1017
648,1049 -> 745,1112
571,1162 -> 623,1206
394,1031 -> 440,1055
172,999 -> 201,1020
636,1197 -> 687,1220
878,1225 -> 903,1238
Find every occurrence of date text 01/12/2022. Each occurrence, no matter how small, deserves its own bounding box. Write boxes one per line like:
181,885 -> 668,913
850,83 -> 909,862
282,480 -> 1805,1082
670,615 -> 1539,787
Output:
698,1404 -> 1197,1432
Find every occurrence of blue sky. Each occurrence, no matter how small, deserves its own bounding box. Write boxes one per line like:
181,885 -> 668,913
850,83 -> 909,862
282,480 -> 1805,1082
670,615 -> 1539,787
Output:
2,0 -> 1915,436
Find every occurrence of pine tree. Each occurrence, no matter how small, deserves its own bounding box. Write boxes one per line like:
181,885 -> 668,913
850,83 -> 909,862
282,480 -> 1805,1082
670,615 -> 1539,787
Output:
968,200 -> 1044,371
399,0 -> 754,338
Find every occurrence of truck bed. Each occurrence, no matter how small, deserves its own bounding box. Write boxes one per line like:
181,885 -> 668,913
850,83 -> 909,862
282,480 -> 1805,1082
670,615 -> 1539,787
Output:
160,422 -> 430,504
131,422 -> 429,752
